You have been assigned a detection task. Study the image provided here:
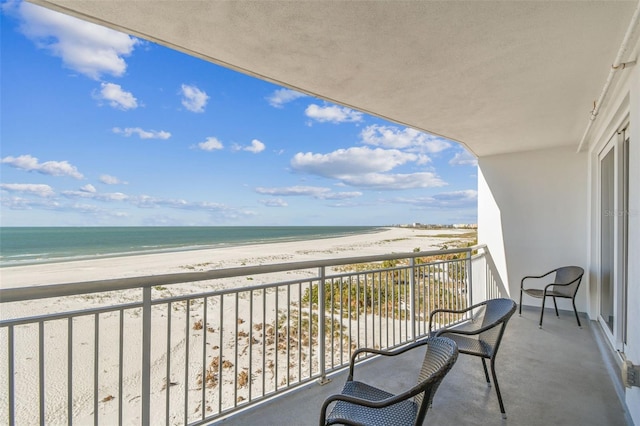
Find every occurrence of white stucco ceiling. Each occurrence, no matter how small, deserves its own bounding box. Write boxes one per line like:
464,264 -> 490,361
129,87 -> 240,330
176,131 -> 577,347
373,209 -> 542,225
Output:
30,1 -> 639,157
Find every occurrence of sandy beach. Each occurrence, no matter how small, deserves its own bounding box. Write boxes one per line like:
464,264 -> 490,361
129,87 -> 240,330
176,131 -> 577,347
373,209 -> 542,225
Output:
0,226 -> 475,425
0,227 -> 474,290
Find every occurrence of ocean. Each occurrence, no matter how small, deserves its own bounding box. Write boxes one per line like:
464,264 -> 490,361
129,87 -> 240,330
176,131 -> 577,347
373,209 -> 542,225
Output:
0,226 -> 383,267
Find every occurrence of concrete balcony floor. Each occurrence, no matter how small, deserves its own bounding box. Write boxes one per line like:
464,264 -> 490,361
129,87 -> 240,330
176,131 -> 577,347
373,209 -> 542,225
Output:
216,305 -> 630,426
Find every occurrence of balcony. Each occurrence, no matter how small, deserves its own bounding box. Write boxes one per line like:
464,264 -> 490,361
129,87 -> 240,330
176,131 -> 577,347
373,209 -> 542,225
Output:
0,246 -> 629,425
220,304 -> 628,425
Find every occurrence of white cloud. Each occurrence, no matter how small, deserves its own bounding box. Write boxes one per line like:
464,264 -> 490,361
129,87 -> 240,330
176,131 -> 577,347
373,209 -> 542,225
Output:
100,174 -> 127,185
1,154 -> 84,179
180,84 -> 209,113
0,195 -> 62,210
246,139 -> 266,153
339,172 -> 446,190
0,183 -> 55,197
10,2 -> 138,79
305,104 -> 363,124
112,127 -> 171,140
290,147 -> 447,190
396,190 -> 478,207
62,188 -> 129,201
360,125 -> 451,153
96,82 -> 138,110
291,147 -> 416,176
197,136 -> 224,151
233,139 -> 265,153
80,184 -> 96,193
449,150 -> 478,166
196,137 -> 224,151
130,195 -> 256,219
255,186 -> 362,200
267,88 -> 307,108
258,198 -> 288,207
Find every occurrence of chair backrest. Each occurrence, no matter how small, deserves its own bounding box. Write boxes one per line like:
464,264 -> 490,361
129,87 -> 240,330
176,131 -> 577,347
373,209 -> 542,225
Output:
413,337 -> 458,425
553,266 -> 584,297
477,298 -> 517,356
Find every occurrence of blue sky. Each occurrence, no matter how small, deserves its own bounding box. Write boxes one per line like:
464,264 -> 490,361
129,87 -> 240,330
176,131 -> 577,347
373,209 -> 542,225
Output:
0,1 -> 477,227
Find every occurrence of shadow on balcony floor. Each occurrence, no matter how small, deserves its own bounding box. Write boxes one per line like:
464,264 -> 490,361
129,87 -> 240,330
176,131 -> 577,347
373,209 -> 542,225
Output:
215,305 -> 629,426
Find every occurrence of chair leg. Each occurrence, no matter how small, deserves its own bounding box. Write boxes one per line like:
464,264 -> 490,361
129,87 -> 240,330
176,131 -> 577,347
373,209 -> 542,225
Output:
481,358 -> 491,386
539,296 -> 546,328
552,297 -> 559,316
490,357 -> 507,419
519,289 -> 523,316
572,298 -> 582,328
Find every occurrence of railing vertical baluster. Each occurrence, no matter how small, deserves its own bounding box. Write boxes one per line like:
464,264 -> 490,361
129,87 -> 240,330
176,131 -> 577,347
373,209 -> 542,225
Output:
118,309 -> 124,425
370,273 -> 374,349
141,286 -> 151,426
297,283 -> 302,380
427,265 -> 431,331
202,296 -> 208,419
8,325 -> 15,426
356,274 -> 361,349
274,286 -> 279,390
317,267 -> 329,384
308,282 -> 313,376
287,285 -> 291,385
261,290 -> 266,398
384,270 -> 387,346
67,318 -> 73,426
363,273 -> 367,350
165,303 -> 172,426
329,278 -> 334,369
338,279 -> 344,366
93,315 -> 98,426
376,271 -> 381,349
348,277 -> 352,358
184,296 -> 190,423
218,296 -> 224,414
249,290 -> 253,402
467,250 -> 473,307
234,293 -> 239,404
39,321 -> 45,426
410,258 -> 416,341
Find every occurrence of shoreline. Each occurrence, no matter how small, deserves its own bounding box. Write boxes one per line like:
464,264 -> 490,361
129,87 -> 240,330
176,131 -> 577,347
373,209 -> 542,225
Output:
0,227 -> 475,289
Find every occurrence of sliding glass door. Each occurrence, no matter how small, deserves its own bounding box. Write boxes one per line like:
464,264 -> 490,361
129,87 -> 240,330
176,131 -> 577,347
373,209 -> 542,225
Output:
598,125 -> 628,350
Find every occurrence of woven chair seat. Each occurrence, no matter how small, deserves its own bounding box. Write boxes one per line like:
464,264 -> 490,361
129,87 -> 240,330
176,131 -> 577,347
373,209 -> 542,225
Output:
522,288 -> 565,298
441,334 -> 493,358
326,381 -> 418,426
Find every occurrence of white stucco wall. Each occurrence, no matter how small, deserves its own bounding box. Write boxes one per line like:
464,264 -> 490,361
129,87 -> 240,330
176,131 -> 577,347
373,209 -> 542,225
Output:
622,61 -> 639,425
477,146 -> 588,312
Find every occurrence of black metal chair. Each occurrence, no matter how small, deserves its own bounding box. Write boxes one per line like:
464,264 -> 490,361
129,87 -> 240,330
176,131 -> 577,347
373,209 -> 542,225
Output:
320,336 -> 458,426
519,266 -> 584,328
429,298 -> 517,419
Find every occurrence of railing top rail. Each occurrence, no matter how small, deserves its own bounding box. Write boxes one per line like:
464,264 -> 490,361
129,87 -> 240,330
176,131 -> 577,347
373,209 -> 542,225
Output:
0,246 -> 474,303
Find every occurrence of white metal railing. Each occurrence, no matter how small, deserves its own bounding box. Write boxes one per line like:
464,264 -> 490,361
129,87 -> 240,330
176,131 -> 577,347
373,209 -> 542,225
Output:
1,246 -> 492,425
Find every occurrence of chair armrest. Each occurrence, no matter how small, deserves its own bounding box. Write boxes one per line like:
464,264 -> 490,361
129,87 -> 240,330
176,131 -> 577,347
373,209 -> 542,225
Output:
521,269 -> 557,288
428,300 -> 488,333
348,340 -> 430,380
